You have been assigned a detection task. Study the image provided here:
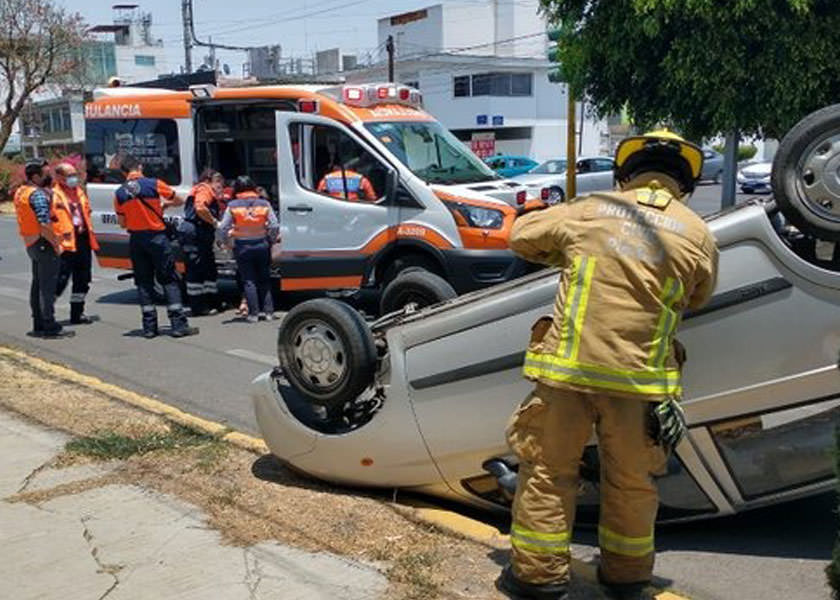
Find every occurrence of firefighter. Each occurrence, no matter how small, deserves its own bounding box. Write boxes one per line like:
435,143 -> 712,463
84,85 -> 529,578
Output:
179,168 -> 224,316
316,163 -> 377,201
217,175 -> 280,322
114,155 -> 198,339
499,130 -> 719,600
53,162 -> 100,324
13,159 -> 75,338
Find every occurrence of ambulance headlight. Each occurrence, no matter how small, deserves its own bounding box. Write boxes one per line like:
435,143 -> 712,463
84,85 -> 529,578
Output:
447,202 -> 504,229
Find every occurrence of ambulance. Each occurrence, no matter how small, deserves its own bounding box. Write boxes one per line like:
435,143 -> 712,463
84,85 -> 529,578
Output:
83,83 -> 542,313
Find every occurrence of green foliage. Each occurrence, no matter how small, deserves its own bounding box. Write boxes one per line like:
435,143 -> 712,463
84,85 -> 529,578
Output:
0,155 -> 25,202
540,0 -> 840,139
711,143 -> 758,162
65,424 -> 216,460
828,427 -> 840,599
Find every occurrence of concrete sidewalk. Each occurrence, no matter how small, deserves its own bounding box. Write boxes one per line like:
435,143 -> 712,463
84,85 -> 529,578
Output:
0,409 -> 388,600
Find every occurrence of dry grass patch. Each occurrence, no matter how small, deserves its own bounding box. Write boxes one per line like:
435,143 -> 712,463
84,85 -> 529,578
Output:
0,351 -> 508,600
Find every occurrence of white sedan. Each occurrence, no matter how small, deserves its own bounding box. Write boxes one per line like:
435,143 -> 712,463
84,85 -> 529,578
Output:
512,156 -> 615,204
738,160 -> 773,194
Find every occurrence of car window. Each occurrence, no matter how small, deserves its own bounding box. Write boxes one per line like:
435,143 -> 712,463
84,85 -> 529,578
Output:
576,159 -> 591,173
486,158 -> 505,169
290,123 -> 387,203
591,158 -> 614,172
531,159 -> 567,174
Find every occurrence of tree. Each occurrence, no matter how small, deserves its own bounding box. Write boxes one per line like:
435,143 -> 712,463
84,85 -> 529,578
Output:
0,0 -> 89,154
540,0 -> 840,140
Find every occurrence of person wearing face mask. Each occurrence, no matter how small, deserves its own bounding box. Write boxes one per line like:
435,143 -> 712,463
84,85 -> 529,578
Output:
179,168 -> 225,316
13,160 -> 74,338
53,162 -> 100,325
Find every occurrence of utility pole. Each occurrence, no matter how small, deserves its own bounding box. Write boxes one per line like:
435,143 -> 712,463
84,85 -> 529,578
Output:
722,129 -> 739,209
386,35 -> 395,83
566,87 -> 577,200
181,0 -> 193,73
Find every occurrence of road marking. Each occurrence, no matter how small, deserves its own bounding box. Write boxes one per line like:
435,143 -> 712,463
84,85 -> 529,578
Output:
225,348 -> 277,366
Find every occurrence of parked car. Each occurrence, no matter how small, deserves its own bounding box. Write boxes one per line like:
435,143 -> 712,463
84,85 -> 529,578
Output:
738,161 -> 773,194
513,156 -> 615,204
253,105 -> 840,522
700,148 -> 724,183
483,155 -> 539,178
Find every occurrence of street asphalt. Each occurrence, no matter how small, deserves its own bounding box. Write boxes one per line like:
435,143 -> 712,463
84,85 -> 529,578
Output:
0,184 -> 833,599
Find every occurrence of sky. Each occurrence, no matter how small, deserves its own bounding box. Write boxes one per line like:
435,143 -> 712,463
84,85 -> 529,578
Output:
59,0 -> 510,76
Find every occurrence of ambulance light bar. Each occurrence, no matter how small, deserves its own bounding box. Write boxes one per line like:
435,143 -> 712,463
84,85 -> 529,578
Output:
341,83 -> 422,108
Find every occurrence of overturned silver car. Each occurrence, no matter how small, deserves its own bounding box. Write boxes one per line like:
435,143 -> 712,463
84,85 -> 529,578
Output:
252,106 -> 840,522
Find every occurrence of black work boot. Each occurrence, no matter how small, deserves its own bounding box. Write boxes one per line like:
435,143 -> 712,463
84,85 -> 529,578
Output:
171,325 -> 199,338
497,565 -> 568,600
41,325 -> 75,339
597,569 -> 651,600
70,303 -> 93,325
141,306 -> 158,339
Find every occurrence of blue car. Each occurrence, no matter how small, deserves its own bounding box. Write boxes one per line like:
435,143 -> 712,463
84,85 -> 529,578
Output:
483,154 -> 539,178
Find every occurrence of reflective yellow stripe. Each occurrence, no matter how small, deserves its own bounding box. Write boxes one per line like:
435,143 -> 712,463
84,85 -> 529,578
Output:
598,526 -> 654,557
568,257 -> 596,361
511,523 -> 570,555
556,256 -> 582,359
511,524 -> 570,543
557,256 -> 597,361
523,352 -> 682,396
648,277 -> 684,368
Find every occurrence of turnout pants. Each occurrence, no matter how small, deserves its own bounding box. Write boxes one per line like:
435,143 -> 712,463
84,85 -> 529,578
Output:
179,221 -> 219,314
129,231 -> 188,334
233,239 -> 273,317
56,234 -> 93,321
506,383 -> 667,586
26,241 -> 61,333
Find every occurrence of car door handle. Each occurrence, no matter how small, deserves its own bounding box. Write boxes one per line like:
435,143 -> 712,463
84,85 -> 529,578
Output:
286,205 -> 313,213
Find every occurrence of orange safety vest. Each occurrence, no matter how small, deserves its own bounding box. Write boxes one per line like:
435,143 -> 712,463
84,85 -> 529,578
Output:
52,184 -> 100,252
13,185 -> 74,249
230,194 -> 271,239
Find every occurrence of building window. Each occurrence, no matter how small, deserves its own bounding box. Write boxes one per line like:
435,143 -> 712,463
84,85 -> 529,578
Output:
458,72 -> 533,97
453,75 -> 471,97
61,108 -> 72,132
134,55 -> 156,67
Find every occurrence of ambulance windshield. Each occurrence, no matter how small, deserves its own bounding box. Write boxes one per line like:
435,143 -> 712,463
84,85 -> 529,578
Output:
365,121 -> 499,185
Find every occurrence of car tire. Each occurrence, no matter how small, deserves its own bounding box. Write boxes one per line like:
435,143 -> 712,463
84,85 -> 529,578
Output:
379,270 -> 457,315
714,171 -> 722,185
772,103 -> 840,241
277,299 -> 377,413
548,186 -> 565,204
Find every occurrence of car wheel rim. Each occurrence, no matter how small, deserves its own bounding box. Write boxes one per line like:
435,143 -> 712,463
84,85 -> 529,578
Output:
291,319 -> 347,390
798,129 -> 840,222
548,188 -> 563,203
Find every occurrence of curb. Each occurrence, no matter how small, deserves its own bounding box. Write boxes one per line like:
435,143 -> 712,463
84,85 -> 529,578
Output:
0,346 -> 268,454
1,345 -> 691,599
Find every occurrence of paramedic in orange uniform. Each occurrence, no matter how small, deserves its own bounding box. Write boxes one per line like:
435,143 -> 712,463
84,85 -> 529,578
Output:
13,160 -> 75,338
316,164 -> 377,201
114,156 -> 198,339
179,168 -> 225,316
217,176 -> 280,322
53,162 -> 100,324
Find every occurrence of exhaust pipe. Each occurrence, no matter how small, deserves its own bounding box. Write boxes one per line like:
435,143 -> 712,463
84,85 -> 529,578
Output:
482,458 -> 518,501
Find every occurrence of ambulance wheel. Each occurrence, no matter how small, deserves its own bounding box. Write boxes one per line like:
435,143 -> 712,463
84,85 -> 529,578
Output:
773,103 -> 840,240
278,299 -> 377,413
379,270 -> 457,315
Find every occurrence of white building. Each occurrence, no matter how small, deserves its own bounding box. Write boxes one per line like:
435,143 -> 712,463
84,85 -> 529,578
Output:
346,2 -> 608,160
89,4 -> 169,85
